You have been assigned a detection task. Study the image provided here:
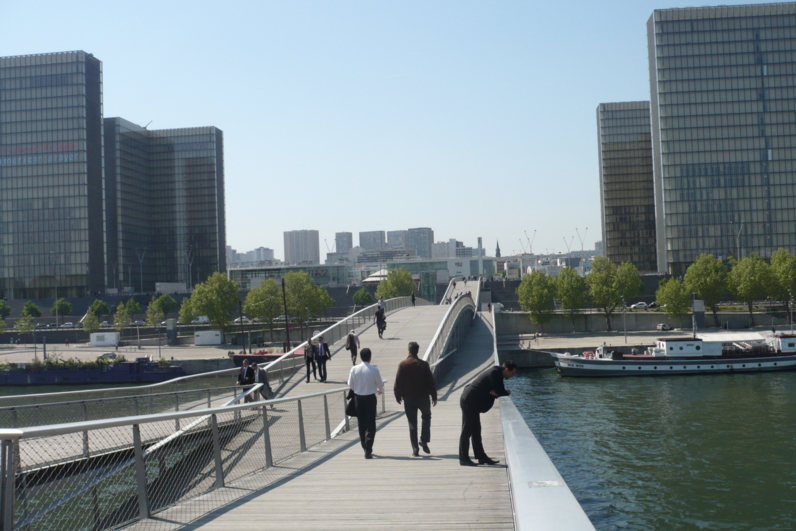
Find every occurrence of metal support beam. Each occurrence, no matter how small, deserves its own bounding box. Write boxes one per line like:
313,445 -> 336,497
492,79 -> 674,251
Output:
297,400 -> 306,452
262,407 -> 273,468
323,395 -> 331,441
210,414 -> 224,489
132,424 -> 150,519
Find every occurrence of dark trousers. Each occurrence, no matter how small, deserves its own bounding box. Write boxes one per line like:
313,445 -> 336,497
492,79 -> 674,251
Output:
350,347 -> 358,365
317,358 -> 328,382
459,397 -> 486,461
355,393 -> 377,453
305,358 -> 316,381
403,396 -> 431,452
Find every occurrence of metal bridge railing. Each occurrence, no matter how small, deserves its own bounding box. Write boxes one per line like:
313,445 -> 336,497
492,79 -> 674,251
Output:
424,294 -> 476,384
0,382 -> 388,531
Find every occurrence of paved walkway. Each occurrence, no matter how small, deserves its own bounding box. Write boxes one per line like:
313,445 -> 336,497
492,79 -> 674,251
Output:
130,306 -> 513,530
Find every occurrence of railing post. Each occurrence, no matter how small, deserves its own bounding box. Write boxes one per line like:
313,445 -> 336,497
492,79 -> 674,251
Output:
174,394 -> 180,432
132,424 -> 150,519
297,400 -> 306,452
81,403 -> 89,457
1,439 -> 16,531
206,389 -> 211,409
11,410 -> 17,429
262,406 -> 273,468
134,397 -> 140,416
381,389 -> 386,414
279,360 -> 284,383
343,391 -> 350,432
210,414 -> 224,489
323,395 -> 331,441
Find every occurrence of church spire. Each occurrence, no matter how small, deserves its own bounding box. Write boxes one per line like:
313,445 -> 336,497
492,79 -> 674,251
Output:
495,240 -> 501,258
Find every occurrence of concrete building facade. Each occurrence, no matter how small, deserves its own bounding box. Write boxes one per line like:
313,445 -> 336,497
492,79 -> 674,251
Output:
359,230 -> 385,251
284,230 -> 320,265
407,227 -> 434,259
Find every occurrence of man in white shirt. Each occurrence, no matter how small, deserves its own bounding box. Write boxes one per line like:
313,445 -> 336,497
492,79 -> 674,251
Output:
347,348 -> 384,459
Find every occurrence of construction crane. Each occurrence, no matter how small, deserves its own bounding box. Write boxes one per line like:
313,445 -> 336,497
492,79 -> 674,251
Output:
524,230 -> 536,255
562,236 -> 574,253
324,239 -> 335,253
519,239 -> 527,254
575,228 -> 588,252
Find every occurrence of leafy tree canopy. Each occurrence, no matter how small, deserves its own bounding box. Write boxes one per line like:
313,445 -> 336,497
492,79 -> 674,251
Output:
284,271 -> 334,325
770,248 -> 796,304
728,253 -> 773,326
114,305 -> 131,333
22,301 -> 42,318
517,270 -> 556,328
89,299 -> 110,317
83,313 -> 100,334
375,268 -> 416,299
0,301 -> 10,320
125,299 -> 141,315
190,272 -> 239,332
585,256 -> 642,331
178,296 -> 196,325
555,268 -> 589,330
353,287 -> 375,307
656,277 -> 691,320
51,298 -> 72,317
684,254 -> 727,325
244,279 -> 282,324
16,314 -> 35,336
146,296 -> 165,328
154,294 -> 177,315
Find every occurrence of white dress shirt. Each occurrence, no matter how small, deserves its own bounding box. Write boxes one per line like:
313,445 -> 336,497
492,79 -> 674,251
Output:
348,362 -> 384,396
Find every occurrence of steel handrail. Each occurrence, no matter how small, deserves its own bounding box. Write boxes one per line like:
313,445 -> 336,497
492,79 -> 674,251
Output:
421,294 -> 475,365
473,276 -> 482,318
440,278 -> 455,304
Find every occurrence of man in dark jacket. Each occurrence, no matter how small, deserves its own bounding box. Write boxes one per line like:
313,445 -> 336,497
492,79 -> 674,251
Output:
315,335 -> 331,382
237,359 -> 255,403
304,336 -> 317,383
394,341 -> 437,457
459,360 -> 517,466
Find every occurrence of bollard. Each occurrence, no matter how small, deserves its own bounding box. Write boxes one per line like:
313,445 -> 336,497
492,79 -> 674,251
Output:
132,424 -> 150,519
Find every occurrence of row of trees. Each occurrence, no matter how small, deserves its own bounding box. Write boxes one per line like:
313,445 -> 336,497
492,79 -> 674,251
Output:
659,249 -> 796,327
517,256 -> 642,332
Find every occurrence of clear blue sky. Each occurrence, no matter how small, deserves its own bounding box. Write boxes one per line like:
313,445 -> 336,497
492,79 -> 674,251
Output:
0,0 -> 769,260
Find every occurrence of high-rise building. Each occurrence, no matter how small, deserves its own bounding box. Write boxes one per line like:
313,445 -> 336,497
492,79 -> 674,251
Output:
597,101 -> 657,272
0,51 -> 105,298
648,3 -> 796,274
359,230 -> 385,251
0,50 -> 227,298
335,232 -> 353,253
407,227 -> 433,259
105,118 -> 226,291
284,230 -> 320,264
387,230 -> 407,249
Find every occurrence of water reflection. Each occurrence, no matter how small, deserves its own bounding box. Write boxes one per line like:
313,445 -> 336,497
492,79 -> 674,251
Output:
510,368 -> 796,531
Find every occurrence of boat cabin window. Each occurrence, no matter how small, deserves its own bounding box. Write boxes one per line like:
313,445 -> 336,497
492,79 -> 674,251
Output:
695,346 -> 700,350
669,347 -> 674,350
789,342 -> 795,347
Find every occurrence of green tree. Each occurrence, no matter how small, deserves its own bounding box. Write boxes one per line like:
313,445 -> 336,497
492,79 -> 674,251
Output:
555,267 -> 589,332
83,313 -> 100,333
517,270 -> 556,331
0,301 -> 10,320
21,301 -> 42,318
586,256 -> 641,332
728,254 -> 773,327
284,271 -> 334,335
89,299 -> 110,317
178,296 -> 196,325
190,272 -> 239,332
114,305 -> 131,333
125,299 -> 141,315
16,314 -> 35,344
684,254 -> 728,327
770,248 -> 796,325
51,298 -> 72,322
352,287 -> 375,308
146,296 -> 165,328
375,268 -> 416,299
656,277 -> 691,327
154,294 -> 177,315
244,279 -> 283,343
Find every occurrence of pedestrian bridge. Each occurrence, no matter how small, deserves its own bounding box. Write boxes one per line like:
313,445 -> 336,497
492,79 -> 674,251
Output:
0,282 -> 594,531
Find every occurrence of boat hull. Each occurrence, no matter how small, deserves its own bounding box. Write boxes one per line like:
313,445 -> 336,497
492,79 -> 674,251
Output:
551,353 -> 796,377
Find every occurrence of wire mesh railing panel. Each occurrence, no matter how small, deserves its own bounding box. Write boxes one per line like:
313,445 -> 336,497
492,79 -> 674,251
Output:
141,419 -> 217,516
218,410 -> 266,486
300,396 -> 329,450
266,401 -> 301,465
14,426 -> 139,531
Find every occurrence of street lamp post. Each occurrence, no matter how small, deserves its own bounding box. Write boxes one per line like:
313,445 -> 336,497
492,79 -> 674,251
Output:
622,291 -> 627,344
136,249 -> 146,294
281,277 -> 290,351
790,288 -> 793,334
238,299 -> 246,352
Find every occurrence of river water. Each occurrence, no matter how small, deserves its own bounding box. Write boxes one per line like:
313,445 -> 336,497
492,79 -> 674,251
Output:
511,368 -> 796,531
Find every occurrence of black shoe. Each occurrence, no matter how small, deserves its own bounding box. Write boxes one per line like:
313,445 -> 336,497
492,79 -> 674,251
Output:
365,451 -> 373,459
420,441 -> 430,454
459,459 -> 478,466
412,449 -> 419,457
306,379 -> 310,383
478,457 -> 500,465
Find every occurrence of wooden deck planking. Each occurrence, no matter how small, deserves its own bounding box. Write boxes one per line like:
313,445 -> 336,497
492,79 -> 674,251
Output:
127,306 -> 514,530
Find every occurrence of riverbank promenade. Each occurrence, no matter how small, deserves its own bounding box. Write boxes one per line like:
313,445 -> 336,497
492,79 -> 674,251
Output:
127,305 -> 513,530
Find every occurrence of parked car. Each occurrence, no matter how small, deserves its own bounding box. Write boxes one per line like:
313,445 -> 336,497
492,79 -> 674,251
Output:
274,315 -> 295,323
191,316 -> 209,324
99,352 -> 116,360
131,320 -> 145,326
630,302 -> 648,310
100,321 -> 111,328
35,323 -> 46,329
60,322 -> 74,328
656,323 -> 672,331
648,302 -> 658,309
47,323 -> 59,328
233,316 -> 250,324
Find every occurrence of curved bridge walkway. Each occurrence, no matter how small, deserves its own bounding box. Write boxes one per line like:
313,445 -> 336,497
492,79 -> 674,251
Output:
130,305 -> 513,530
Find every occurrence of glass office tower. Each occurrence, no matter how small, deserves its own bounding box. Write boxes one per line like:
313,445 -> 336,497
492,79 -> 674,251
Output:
648,3 -> 796,274
597,102 -> 657,272
0,51 -> 105,298
105,119 -> 227,291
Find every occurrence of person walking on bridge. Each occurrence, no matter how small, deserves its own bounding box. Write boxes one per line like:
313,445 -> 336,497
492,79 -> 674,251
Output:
348,348 -> 384,459
459,360 -> 517,466
237,359 -> 255,403
394,341 -> 437,457
345,329 -> 360,365
315,335 -> 331,382
304,336 -> 317,383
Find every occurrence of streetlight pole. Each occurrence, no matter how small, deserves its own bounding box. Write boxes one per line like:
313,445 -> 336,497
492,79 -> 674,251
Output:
622,290 -> 627,344
136,248 -> 146,294
238,299 -> 246,352
281,277 -> 290,351
790,288 -> 793,334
